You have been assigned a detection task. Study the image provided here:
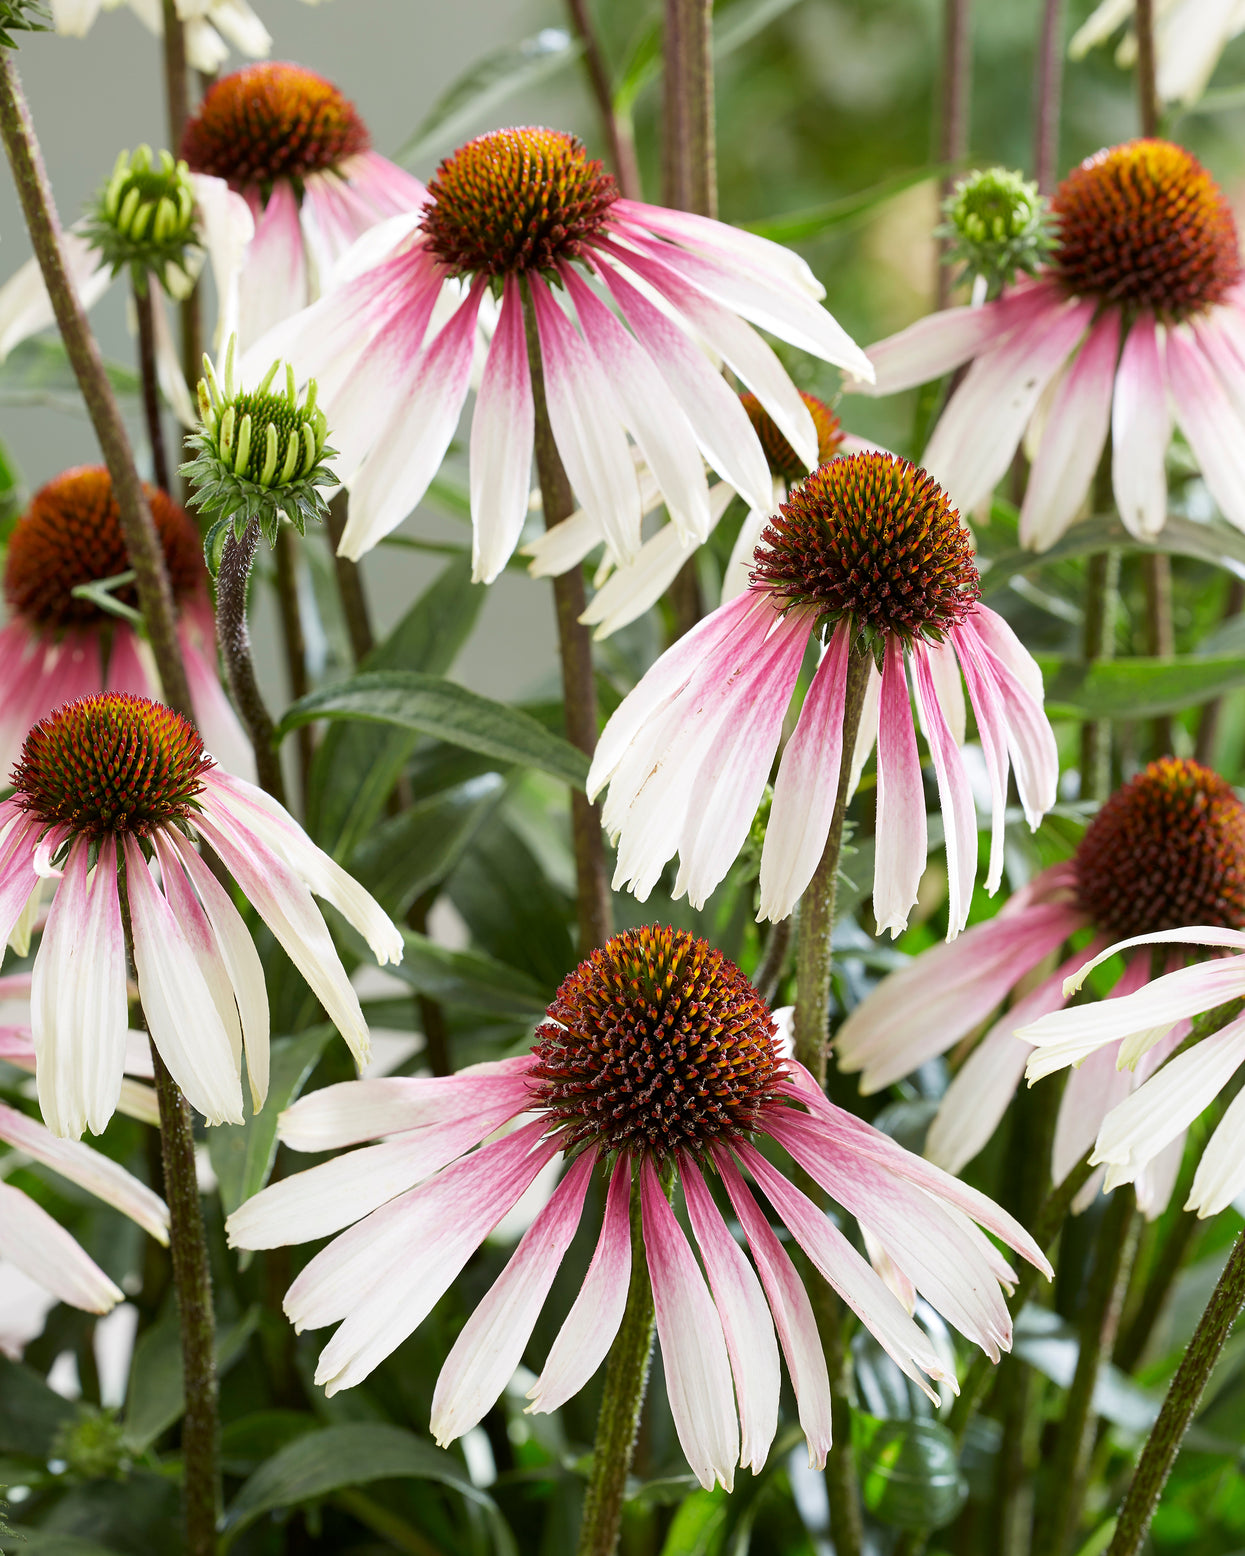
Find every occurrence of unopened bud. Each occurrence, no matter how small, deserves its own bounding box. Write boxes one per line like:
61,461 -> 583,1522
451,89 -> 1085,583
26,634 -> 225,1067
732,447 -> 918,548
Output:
938,167 -> 1056,300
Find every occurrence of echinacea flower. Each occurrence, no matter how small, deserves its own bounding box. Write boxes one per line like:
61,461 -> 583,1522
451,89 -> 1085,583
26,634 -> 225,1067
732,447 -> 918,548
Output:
837,758 -> 1245,1216
850,140 -> 1245,548
589,452 -> 1058,931
0,692 -> 402,1138
1070,0 -> 1245,107
227,926 -> 1047,1490
525,390 -> 875,639
0,467 -> 253,781
253,125 -> 872,580
0,1096 -> 168,1322
52,0 -> 328,79
180,63 -> 428,347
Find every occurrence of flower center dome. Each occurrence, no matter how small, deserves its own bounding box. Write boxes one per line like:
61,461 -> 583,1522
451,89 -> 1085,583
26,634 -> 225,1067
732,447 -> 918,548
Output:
1051,140 -> 1241,319
750,451 -> 980,643
4,468 -> 202,634
528,926 -> 783,1161
13,694 -> 211,839
1075,757 -> 1245,940
180,63 -> 370,189
740,390 -> 843,486
420,127 -> 619,279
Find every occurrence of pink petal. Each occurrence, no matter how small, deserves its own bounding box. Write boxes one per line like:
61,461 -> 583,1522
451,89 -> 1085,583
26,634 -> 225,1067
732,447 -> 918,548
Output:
911,644 -> 978,937
469,275 -> 534,583
1111,316 -> 1170,538
873,637 -> 927,936
612,200 -> 824,300
1166,324 -> 1245,531
238,180 -> 309,349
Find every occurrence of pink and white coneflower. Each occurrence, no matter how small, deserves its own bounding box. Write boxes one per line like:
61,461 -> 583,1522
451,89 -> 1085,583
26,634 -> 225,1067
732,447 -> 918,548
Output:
180,63 -> 428,347
0,1096 -> 168,1321
0,467 -> 253,781
837,758 -> 1245,1215
0,693 -> 402,1139
589,452 -> 1058,931
252,125 -> 872,580
227,926 -> 1047,1490
849,140 -> 1245,548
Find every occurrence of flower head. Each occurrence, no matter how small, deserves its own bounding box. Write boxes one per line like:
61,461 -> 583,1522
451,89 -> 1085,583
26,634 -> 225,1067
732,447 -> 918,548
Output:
84,145 -> 200,298
590,453 -> 1057,930
0,693 -> 401,1139
940,167 -> 1056,299
252,122 -> 872,581
1069,0 -> 1245,108
228,925 -> 1046,1490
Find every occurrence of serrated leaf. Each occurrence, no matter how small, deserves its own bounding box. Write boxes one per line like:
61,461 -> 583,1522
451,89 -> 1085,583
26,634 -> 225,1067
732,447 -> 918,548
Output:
283,671 -> 589,789
386,928 -> 550,1019
1037,653 -> 1245,719
221,1422 -> 517,1556
396,28 -> 583,166
744,165 -> 943,244
853,1412 -> 967,1530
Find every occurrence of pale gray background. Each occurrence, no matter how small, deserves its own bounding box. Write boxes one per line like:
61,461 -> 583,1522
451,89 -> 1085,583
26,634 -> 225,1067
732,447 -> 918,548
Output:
0,0 -> 602,704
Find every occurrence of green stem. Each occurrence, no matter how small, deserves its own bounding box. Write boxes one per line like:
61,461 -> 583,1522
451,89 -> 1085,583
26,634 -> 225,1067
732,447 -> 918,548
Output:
1106,1229 -> 1245,1556
936,0 -> 972,306
792,645 -> 872,1084
1115,1209 -> 1199,1375
324,488 -> 376,663
522,287 -> 612,954
576,1167 -> 669,1556
0,53 -> 193,718
1134,0 -> 1160,136
273,525 -> 312,813
753,914 -> 792,1006
1079,549 -> 1118,801
133,278 -> 170,493
809,1275 -> 865,1556
565,0 -> 641,199
1141,553 -> 1175,757
216,518 -> 287,804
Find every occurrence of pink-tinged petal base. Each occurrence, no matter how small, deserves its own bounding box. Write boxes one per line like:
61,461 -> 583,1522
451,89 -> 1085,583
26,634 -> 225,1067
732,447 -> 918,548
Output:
912,644 -> 977,937
873,638 -> 927,936
1111,315 -> 1170,539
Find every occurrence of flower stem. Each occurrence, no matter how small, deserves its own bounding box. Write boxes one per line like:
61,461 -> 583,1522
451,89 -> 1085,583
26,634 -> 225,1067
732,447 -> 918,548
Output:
521,288 -> 612,954
324,489 -> 376,663
1106,1228 -> 1245,1556
274,525 -> 312,812
1079,548 -> 1118,801
0,53 -> 193,719
160,0 -> 189,152
1033,0 -> 1065,193
216,518 -> 287,804
576,1164 -> 670,1556
753,914 -> 792,1006
936,0 -> 972,307
119,886 -> 219,1556
1134,0 -> 1160,136
566,0 -> 641,199
810,1277 -> 865,1556
792,644 -> 872,1085
133,278 -> 171,494
1195,578 -> 1245,763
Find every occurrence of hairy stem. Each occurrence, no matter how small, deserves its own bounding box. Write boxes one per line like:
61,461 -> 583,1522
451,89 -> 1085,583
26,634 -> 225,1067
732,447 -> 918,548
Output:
566,0 -> 641,198
216,519 -> 287,804
936,0 -> 972,306
324,489 -> 377,663
274,525 -> 312,811
133,279 -> 171,493
792,646 -> 872,1084
1033,0 -> 1065,192
1107,1229 -> 1245,1556
522,289 -> 612,953
0,54 -> 193,717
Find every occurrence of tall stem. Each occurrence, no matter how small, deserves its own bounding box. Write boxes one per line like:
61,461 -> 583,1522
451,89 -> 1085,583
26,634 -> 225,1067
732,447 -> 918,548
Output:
324,489 -> 376,663
792,646 -> 872,1084
1107,1228 -> 1245,1556
566,0 -> 641,198
1142,552 -> 1175,756
1134,0 -> 1160,136
576,1168 -> 668,1556
1080,549 -> 1118,801
1195,578 -> 1245,764
133,279 -> 170,493
0,54 -> 193,718
160,0 -> 202,459
936,0 -> 973,307
216,520 -> 287,804
274,525 -> 312,811
753,915 -> 792,1005
1033,0 -> 1065,192
120,888 -> 219,1556
522,290 -> 612,954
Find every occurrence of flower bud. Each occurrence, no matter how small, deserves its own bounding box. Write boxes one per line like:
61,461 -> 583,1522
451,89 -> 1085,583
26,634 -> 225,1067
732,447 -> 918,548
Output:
85,145 -> 200,296
939,167 -> 1056,300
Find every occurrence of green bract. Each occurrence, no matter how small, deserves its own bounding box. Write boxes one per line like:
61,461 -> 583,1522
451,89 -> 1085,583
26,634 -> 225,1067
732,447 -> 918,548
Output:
0,0 -> 49,47
938,166 -> 1056,299
181,337 -> 338,563
84,146 -> 200,298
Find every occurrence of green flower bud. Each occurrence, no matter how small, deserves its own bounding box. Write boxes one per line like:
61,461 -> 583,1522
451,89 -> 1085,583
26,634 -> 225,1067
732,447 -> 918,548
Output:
85,146 -> 201,297
0,0 -> 51,48
181,337 -> 339,563
50,1406 -> 132,1483
938,167 -> 1057,300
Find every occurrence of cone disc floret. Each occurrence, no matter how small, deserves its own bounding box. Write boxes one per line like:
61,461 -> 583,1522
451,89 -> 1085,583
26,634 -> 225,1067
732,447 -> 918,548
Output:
751,451 -> 980,646
5,467 -> 202,633
741,390 -> 843,485
180,62 -> 370,189
1052,140 -> 1241,319
528,926 -> 783,1162
13,694 -> 210,839
420,127 -> 618,279
1075,757 -> 1245,940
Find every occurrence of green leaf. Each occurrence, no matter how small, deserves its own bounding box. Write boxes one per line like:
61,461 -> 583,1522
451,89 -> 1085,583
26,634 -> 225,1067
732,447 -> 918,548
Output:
221,1422 -> 517,1556
1037,653 -> 1245,719
0,337 -> 138,412
0,1355 -> 74,1457
2,1537 -> 129,1556
853,1413 -> 967,1531
660,1487 -> 729,1556
123,1307 -> 259,1450
714,0 -> 806,58
208,1027 -> 334,1221
1012,1306 -> 1160,1436
284,671 -> 589,790
349,774 -> 505,917
744,166 -> 943,244
395,28 -> 583,166
386,929 -> 550,1019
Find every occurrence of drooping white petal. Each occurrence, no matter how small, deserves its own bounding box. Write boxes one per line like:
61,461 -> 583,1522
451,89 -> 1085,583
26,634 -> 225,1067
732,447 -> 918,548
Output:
0,1182 -> 121,1314
0,230 -> 111,360
873,638 -> 927,937
1111,315 -> 1171,538
470,275 -> 535,583
912,645 -> 977,938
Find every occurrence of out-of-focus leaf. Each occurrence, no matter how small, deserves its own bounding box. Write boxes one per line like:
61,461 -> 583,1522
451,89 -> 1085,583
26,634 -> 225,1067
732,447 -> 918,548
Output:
1037,653 -> 1245,719
981,513 -> 1245,593
1012,1306 -> 1160,1435
349,774 -> 505,917
306,555 -> 483,857
396,28 -> 582,166
853,1412 -> 967,1530
715,0 -> 806,58
4,1535 -> 129,1555
221,1422 -> 517,1555
0,338 -> 139,412
0,1354 -> 74,1456
660,1487 -> 729,1556
0,436 -> 24,545
387,929 -> 550,1019
745,165 -> 941,244
220,1409 -> 319,1475
284,671 -> 589,790
123,1307 -> 259,1450
208,1027 -> 333,1221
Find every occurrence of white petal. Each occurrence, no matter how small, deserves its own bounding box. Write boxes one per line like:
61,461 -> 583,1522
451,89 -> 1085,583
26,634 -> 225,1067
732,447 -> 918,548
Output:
0,1182 -> 121,1313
